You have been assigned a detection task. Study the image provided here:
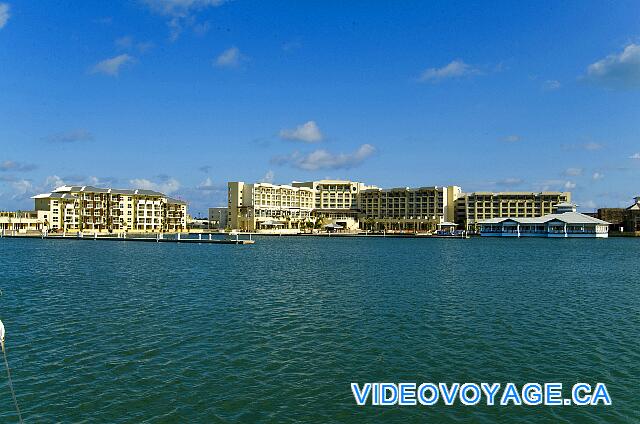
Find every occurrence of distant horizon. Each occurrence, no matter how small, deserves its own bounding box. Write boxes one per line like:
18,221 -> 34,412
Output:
1,1 -> 639,215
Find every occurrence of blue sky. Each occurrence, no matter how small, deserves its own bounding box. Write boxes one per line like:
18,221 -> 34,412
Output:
1,0 -> 639,215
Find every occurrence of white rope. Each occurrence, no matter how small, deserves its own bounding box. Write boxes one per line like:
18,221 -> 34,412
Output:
2,336 -> 24,424
2,344 -> 23,423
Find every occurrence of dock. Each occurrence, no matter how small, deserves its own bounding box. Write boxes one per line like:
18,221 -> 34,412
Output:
0,233 -> 255,245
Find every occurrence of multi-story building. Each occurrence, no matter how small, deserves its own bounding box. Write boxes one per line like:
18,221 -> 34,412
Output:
228,182 -> 315,231
479,203 -> 610,238
597,196 -> 640,233
208,207 -> 229,230
0,211 -> 44,234
458,191 -> 571,231
359,186 -> 462,231
32,185 -> 187,233
291,180 -> 376,230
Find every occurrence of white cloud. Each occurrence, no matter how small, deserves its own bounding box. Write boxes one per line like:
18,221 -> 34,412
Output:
11,179 -> 33,199
629,153 -> 640,160
142,0 -> 226,16
502,135 -> 521,143
583,142 -> 603,151
279,121 -> 323,143
44,129 -> 94,143
584,43 -> 640,89
260,170 -> 275,183
418,60 -> 481,82
214,47 -> 245,68
272,144 -> 375,171
0,3 -> 9,29
116,36 -> 154,53
90,54 -> 134,76
129,177 -> 180,194
592,172 -> 604,180
564,167 -> 582,176
0,160 -> 37,172
543,80 -> 561,90
564,181 -> 576,189
196,177 -> 222,192
45,175 -> 66,190
495,178 -> 524,187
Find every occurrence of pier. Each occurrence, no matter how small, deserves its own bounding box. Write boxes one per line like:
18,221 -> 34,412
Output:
0,232 -> 255,245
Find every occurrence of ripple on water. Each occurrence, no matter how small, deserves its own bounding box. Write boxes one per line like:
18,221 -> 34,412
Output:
0,237 -> 638,422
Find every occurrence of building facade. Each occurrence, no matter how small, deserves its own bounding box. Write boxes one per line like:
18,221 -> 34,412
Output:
0,211 -> 44,234
228,182 -> 315,231
359,186 -> 462,231
32,186 -> 187,233
208,207 -> 229,230
458,191 -> 571,231
597,197 -> 640,233
291,180 -> 375,230
479,203 -> 609,238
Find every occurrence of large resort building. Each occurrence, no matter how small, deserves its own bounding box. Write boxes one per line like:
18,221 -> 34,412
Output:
359,186 -> 462,231
31,185 -> 187,233
228,182 -> 315,231
229,180 -> 462,232
292,180 -> 376,230
458,191 -> 571,231
226,179 -> 577,233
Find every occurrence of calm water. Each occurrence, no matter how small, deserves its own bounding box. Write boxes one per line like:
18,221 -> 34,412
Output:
0,236 -> 638,423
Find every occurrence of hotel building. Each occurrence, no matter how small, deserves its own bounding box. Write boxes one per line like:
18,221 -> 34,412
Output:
228,182 -> 315,231
32,185 -> 187,233
291,180 -> 376,230
0,211 -> 44,234
458,191 -> 571,231
597,196 -> 640,234
359,186 -> 462,231
478,203 -> 609,238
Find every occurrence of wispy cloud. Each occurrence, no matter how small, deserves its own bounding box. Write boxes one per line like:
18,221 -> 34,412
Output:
196,177 -> 222,192
563,142 -> 604,151
543,79 -> 561,90
282,39 -> 302,52
129,176 -> 180,194
583,142 -> 604,151
142,0 -> 227,40
116,36 -> 154,53
142,0 -> 226,16
592,172 -> 604,180
279,121 -> 323,143
630,153 -> 640,160
44,129 -> 94,143
213,46 -> 246,68
494,178 -> 524,187
260,170 -> 275,183
583,43 -> 640,89
502,135 -> 521,143
418,59 -> 482,83
90,54 -> 134,76
0,160 -> 37,172
0,3 -> 9,29
272,144 -> 375,171
563,167 -> 582,177
535,179 -> 577,192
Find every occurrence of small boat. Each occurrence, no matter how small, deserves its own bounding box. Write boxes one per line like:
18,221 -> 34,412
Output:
432,229 -> 469,239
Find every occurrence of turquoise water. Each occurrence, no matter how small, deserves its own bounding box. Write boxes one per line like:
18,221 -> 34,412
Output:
0,236 -> 638,423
